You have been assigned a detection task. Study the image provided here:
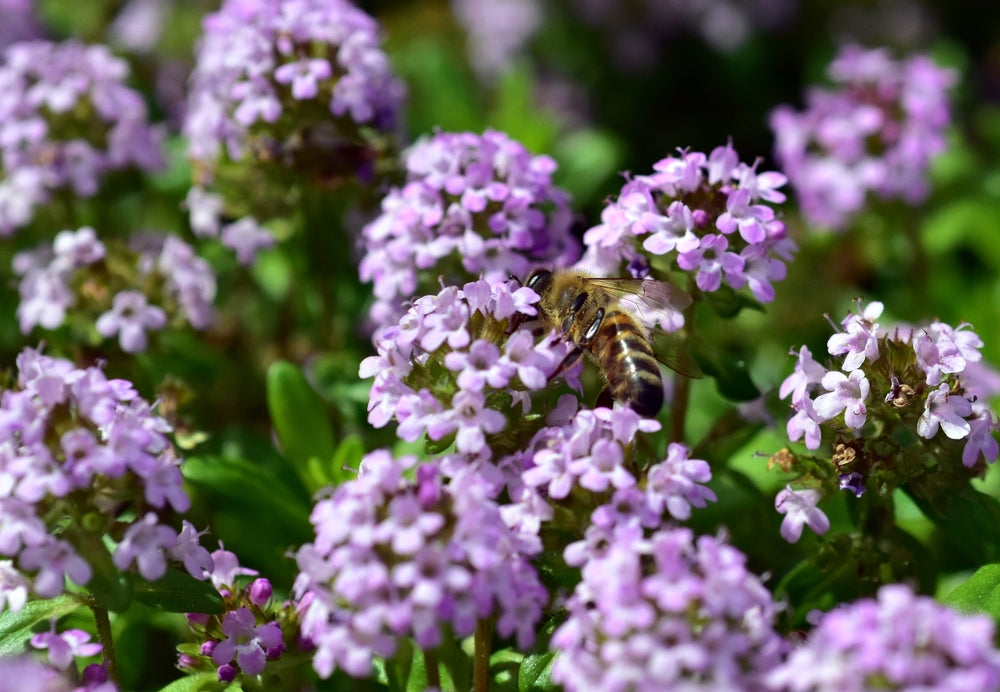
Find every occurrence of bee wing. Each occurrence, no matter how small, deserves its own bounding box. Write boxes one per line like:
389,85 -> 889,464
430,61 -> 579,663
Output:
650,329 -> 704,379
582,277 -> 692,331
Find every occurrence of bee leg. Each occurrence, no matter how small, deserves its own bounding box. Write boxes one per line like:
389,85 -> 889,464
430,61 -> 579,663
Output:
594,386 -> 615,410
551,345 -> 585,380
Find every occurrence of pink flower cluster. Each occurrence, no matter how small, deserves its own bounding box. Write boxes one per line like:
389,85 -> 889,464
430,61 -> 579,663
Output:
580,141 -> 793,304
359,130 -> 579,332
294,451 -> 546,679
771,44 -> 956,230
14,228 -> 217,351
360,278 -> 574,461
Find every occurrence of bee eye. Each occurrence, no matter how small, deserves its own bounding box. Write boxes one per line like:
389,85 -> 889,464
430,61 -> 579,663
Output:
526,269 -> 552,291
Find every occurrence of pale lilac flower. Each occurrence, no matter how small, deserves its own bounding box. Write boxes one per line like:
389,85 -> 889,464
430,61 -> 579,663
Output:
18,539 -> 92,597
96,291 -> 168,353
766,584 -> 1000,690
775,486 -> 830,543
212,608 -> 283,676
786,395 -> 823,450
917,383 -> 973,440
779,345 -> 828,405
827,301 -> 882,370
964,411 -> 1000,468
113,512 -> 178,581
208,546 -> 258,592
812,369 -> 870,429
220,217 -> 276,265
169,521 -> 215,580
31,621 -> 103,669
644,442 -> 717,520
0,560 -> 29,614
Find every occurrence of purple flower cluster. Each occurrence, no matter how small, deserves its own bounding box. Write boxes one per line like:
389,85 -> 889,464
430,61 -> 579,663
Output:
181,546 -> 300,682
359,130 -> 579,332
0,40 -> 165,235
0,0 -> 40,51
293,450 -> 547,679
0,654 -> 116,692
451,0 -> 541,81
580,141 -> 794,304
14,228 -> 217,350
360,278 -> 574,463
781,300 -> 997,465
771,44 -> 956,231
552,523 -> 785,691
184,0 -> 405,168
0,347 -> 208,607
520,406 -> 716,520
766,584 -> 1000,691
776,300 -> 998,540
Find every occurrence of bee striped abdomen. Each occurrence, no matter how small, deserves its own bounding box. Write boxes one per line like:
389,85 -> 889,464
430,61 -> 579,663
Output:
590,309 -> 664,417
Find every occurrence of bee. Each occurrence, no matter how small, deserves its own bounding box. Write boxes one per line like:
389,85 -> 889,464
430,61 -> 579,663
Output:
519,268 -> 702,417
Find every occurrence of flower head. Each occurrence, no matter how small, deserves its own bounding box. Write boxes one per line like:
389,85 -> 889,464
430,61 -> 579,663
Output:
552,524 -> 784,691
771,45 -> 956,231
767,584 -> 1000,690
294,451 -> 546,679
579,141 -> 793,305
0,347 -> 192,604
359,130 -> 579,332
0,40 -> 164,235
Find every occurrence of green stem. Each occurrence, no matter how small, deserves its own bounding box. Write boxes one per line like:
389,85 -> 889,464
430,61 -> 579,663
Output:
669,374 -> 691,444
88,595 -> 119,686
424,650 -> 441,689
473,619 -> 491,692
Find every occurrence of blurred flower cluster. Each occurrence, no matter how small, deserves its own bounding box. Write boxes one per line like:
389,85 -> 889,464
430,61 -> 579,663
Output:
359,130 -> 579,333
771,44 -> 957,231
14,227 -> 216,352
184,0 -> 407,262
553,523 -> 785,691
580,141 -> 794,304
767,584 -> 1000,690
293,450 -> 546,678
0,40 -> 164,235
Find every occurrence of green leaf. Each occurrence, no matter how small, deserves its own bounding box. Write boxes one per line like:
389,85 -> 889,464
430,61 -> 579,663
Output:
156,671 -> 231,692
133,570 -> 226,614
693,344 -> 760,402
325,434 -> 365,487
518,651 -> 556,692
701,285 -> 765,319
944,564 -> 1000,619
266,360 -> 338,490
0,596 -> 81,656
552,129 -> 624,204
905,484 -> 1000,565
491,64 -> 558,153
182,455 -> 313,542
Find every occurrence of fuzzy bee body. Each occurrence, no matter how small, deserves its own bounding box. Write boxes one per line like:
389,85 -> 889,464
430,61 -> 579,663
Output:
523,268 -> 700,417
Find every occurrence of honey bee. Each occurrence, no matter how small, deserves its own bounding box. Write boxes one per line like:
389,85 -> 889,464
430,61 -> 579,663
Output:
519,269 -> 702,417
